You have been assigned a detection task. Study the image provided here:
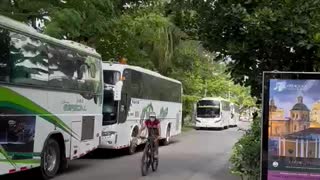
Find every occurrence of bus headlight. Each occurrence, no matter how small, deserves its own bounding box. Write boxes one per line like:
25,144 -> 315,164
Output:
215,119 -> 221,123
102,131 -> 116,137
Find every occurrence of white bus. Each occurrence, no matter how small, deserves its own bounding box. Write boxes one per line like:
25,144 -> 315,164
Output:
0,16 -> 103,178
99,62 -> 182,154
195,97 -> 231,129
230,103 -> 240,127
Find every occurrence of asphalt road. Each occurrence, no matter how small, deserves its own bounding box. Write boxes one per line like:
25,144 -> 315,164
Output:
3,121 -> 250,180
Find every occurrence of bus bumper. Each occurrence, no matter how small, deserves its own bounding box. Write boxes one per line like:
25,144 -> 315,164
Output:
195,118 -> 224,128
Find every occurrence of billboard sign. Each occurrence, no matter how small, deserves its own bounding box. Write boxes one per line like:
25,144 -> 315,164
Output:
262,72 -> 320,180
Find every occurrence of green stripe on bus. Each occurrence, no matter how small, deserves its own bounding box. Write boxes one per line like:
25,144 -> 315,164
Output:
0,146 -> 17,168
7,152 -> 41,157
0,159 -> 40,165
0,87 -> 79,139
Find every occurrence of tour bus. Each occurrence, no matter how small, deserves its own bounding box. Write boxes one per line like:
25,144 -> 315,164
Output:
195,97 -> 231,129
0,16 -> 103,178
99,62 -> 182,154
230,103 -> 240,127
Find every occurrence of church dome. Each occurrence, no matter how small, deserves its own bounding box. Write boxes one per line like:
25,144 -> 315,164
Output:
291,103 -> 309,111
291,96 -> 310,111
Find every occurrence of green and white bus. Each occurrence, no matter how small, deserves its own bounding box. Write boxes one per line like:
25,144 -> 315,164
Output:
0,15 -> 103,178
100,62 -> 182,154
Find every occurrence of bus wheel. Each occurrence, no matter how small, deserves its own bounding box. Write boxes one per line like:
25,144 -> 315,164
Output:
41,138 -> 61,179
128,138 -> 137,155
128,128 -> 139,155
163,126 -> 171,146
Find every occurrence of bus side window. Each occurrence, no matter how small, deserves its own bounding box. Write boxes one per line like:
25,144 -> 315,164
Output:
0,28 -> 10,83
9,32 -> 49,86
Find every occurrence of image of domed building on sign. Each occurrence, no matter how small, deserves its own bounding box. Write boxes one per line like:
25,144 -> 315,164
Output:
269,96 -> 312,138
268,79 -> 320,165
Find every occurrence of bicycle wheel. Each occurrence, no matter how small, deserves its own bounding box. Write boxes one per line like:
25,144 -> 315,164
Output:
150,141 -> 158,172
151,153 -> 158,172
141,144 -> 151,176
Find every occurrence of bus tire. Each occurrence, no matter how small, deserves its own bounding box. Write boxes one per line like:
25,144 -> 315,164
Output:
128,139 -> 137,155
60,157 -> 69,173
128,127 -> 139,155
41,138 -> 61,179
162,125 -> 171,146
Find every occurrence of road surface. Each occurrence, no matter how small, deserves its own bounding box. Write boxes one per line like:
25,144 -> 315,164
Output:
2,121 -> 250,180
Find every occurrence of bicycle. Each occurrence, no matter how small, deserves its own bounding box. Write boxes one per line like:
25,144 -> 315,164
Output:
140,136 -> 159,176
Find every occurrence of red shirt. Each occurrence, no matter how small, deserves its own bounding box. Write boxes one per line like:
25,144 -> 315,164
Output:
144,119 -> 160,137
145,119 -> 160,128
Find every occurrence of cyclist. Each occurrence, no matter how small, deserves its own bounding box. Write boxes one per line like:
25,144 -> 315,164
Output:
139,112 -> 161,159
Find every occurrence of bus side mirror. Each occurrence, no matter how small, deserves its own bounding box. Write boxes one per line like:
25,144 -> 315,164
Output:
114,81 -> 123,101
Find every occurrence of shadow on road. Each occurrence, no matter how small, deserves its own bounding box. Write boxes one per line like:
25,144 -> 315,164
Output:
195,127 -> 225,131
85,148 -> 131,159
84,139 -> 181,160
0,168 -> 42,180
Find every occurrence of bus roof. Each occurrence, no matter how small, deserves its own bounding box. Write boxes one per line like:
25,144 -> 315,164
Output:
102,62 -> 182,84
199,97 -> 229,102
0,15 -> 101,58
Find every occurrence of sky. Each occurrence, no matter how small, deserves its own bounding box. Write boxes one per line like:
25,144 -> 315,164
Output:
269,79 -> 320,117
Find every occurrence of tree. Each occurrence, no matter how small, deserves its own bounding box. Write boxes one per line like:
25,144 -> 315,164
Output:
229,85 -> 256,114
165,0 -> 199,39
97,11 -> 183,75
169,39 -> 255,121
0,0 -> 59,29
168,0 -> 320,101
44,0 -> 116,46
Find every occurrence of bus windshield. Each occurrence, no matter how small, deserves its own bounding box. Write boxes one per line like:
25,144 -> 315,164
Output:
197,107 -> 220,118
104,70 -> 120,85
197,100 -> 220,107
102,91 -> 118,125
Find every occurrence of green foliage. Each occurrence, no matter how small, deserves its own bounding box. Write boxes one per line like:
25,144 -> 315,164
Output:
183,0 -> 320,101
229,85 -> 256,113
97,12 -> 182,75
45,8 -> 83,39
169,40 -> 255,117
165,0 -> 199,39
182,95 -> 200,120
44,0 -> 116,45
0,0 -> 58,28
230,117 -> 261,179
